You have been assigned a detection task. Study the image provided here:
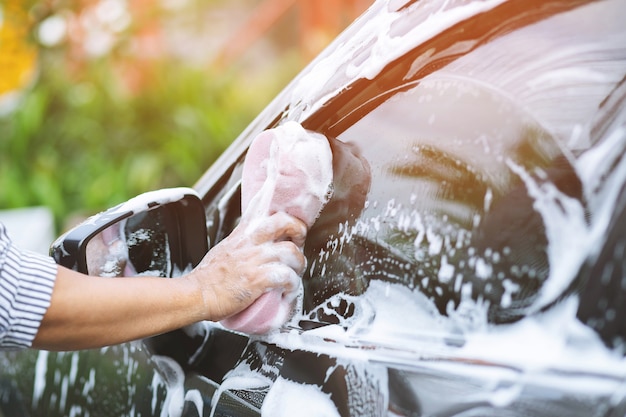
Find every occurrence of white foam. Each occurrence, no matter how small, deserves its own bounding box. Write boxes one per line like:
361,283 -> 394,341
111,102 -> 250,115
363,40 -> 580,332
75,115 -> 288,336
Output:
507,160 -> 590,312
32,350 -> 49,409
209,365 -> 271,417
289,0 -> 508,122
183,390 -> 204,417
261,376 -> 340,417
242,121 -> 333,227
151,355 -> 186,417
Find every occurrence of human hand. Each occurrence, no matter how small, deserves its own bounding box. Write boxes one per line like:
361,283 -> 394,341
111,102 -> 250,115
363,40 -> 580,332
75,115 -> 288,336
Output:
221,122 -> 334,334
187,211 -> 307,322
308,138 -> 371,243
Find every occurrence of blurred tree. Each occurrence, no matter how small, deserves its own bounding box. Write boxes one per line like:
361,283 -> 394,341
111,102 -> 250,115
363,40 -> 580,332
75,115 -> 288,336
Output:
298,0 -> 370,61
213,0 -> 370,67
0,0 -> 370,233
0,0 -> 38,113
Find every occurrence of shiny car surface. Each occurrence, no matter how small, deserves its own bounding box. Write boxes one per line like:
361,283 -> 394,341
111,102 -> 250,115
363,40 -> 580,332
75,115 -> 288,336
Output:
2,0 -> 626,416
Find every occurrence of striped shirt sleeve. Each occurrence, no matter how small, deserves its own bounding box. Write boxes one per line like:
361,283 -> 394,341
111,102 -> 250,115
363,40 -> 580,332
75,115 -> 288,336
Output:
0,222 -> 57,350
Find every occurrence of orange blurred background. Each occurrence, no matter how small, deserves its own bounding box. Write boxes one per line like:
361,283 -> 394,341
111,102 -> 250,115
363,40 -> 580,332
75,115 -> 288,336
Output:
0,0 -> 371,232
2,0 -> 371,100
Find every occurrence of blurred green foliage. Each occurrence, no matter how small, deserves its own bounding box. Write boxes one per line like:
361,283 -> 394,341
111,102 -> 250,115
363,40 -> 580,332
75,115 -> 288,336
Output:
0,35 -> 299,233
1,0 -> 364,234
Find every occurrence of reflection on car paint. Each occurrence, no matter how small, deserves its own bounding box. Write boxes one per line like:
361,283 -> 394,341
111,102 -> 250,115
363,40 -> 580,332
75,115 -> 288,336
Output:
30,345 -> 167,416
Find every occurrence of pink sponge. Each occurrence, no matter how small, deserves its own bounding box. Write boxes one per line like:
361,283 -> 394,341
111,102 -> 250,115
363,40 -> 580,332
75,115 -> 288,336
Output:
220,121 -> 333,334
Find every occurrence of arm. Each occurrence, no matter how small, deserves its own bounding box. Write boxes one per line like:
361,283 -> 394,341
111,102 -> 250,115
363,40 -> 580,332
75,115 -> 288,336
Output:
32,269 -> 203,350
32,212 -> 307,351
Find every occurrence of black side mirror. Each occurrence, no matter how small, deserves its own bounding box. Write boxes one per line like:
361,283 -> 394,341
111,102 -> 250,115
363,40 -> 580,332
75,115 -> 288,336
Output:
50,188 -> 226,369
50,188 -> 208,277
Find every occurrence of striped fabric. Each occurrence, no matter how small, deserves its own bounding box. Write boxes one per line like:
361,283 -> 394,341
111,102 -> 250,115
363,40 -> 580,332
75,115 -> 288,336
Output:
0,222 -> 57,350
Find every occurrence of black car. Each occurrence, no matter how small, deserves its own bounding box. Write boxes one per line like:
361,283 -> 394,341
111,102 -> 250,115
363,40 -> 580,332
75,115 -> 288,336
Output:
2,0 -> 626,416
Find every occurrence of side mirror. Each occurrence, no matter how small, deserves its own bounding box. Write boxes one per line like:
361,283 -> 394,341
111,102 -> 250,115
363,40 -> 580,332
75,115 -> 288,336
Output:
50,188 -> 208,277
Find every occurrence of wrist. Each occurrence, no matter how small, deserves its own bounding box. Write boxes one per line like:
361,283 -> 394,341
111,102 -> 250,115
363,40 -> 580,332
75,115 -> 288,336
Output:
182,271 -> 215,322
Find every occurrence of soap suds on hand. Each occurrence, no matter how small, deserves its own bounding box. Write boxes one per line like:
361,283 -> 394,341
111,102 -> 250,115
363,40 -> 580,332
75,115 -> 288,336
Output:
220,121 -> 334,334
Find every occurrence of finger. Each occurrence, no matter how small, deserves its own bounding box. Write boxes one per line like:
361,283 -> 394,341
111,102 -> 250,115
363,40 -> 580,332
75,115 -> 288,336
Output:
248,212 -> 308,246
270,212 -> 308,245
259,262 -> 301,292
252,240 -> 306,275
272,241 -> 307,274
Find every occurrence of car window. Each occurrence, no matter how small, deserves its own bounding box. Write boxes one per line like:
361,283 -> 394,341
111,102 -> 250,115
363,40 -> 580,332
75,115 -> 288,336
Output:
303,76 -> 580,338
298,0 -> 626,354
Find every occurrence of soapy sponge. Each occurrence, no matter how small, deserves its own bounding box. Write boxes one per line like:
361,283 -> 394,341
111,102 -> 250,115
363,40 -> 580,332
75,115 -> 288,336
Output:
220,121 -> 333,334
